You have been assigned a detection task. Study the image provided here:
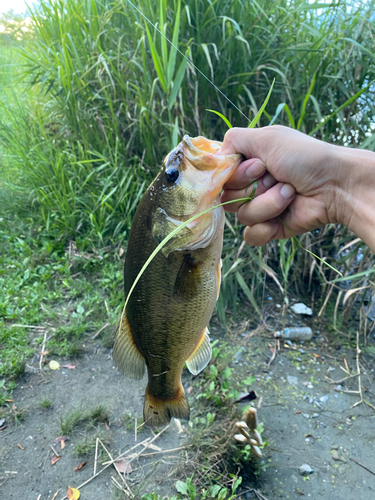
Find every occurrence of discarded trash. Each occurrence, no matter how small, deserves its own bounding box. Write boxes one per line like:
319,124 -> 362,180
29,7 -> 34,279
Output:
320,395 -> 329,403
299,464 -> 314,475
290,303 -> 313,315
275,327 -> 312,341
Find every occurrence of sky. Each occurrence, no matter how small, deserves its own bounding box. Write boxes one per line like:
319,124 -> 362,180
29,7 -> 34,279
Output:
0,0 -> 36,14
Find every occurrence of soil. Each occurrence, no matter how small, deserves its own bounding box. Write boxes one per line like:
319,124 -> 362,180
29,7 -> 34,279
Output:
1,306 -> 375,500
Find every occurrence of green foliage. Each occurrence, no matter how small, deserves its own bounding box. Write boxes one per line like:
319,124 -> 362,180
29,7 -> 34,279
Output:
39,397 -> 52,409
194,341 -> 251,407
0,215 -> 123,380
1,0 -> 375,247
60,404 -> 109,435
171,474 -> 242,500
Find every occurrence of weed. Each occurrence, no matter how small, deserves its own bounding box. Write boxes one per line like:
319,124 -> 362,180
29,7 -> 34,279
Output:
60,404 -> 109,435
0,403 -> 26,424
39,398 -> 52,409
194,341 -> 245,408
74,428 -> 111,457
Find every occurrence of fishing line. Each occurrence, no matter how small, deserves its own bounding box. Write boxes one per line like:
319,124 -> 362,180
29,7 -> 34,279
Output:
126,0 -> 251,124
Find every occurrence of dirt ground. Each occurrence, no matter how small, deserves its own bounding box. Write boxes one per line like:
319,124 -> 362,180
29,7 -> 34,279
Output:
1,306 -> 375,500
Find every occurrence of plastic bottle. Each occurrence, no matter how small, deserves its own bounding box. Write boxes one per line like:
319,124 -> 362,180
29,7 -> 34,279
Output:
274,327 -> 312,341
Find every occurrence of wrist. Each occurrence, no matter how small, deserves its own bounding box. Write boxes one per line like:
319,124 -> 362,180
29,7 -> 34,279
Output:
331,145 -> 375,252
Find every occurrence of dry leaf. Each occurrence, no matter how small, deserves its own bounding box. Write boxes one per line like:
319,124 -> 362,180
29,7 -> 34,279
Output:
119,247 -> 124,257
39,350 -> 50,357
343,285 -> 369,306
0,424 -> 7,431
60,364 -> 76,369
312,353 -> 321,358
61,440 -> 65,450
67,486 -> 80,499
115,460 -> 132,474
74,461 -> 87,471
54,435 -> 68,443
49,360 -> 60,370
17,443 -> 24,450
51,456 -> 62,465
12,404 -> 17,410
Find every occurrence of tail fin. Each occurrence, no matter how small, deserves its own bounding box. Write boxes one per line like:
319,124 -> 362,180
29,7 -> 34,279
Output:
144,384 -> 190,427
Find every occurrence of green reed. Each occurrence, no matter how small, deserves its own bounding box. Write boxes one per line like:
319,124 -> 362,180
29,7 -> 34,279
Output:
1,0 -> 374,321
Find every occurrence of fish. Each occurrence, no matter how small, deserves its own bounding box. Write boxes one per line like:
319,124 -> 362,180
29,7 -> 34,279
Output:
113,135 -> 242,427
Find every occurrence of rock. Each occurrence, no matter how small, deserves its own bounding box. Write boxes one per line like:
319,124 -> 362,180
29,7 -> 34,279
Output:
337,464 -> 346,475
332,450 -> 347,463
319,422 -> 327,428
302,413 -> 310,419
320,395 -> 329,403
331,444 -> 339,450
312,413 -> 319,418
287,376 -> 298,386
299,464 -> 314,475
290,303 -> 313,315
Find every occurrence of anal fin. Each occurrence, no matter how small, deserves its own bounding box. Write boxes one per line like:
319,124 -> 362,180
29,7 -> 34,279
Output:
186,327 -> 212,375
113,314 -> 145,380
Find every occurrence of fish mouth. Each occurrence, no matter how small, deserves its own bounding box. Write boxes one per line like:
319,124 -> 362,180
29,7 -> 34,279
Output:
181,134 -> 243,201
182,135 -> 222,162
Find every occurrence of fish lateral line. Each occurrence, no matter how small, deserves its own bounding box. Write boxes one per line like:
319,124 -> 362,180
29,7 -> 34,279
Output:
151,369 -> 170,378
147,351 -> 170,363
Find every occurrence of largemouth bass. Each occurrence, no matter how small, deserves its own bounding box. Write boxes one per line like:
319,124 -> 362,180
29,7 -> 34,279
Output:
113,136 -> 242,426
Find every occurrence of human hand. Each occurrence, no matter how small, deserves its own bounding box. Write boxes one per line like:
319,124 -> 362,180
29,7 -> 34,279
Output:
219,125 -> 369,247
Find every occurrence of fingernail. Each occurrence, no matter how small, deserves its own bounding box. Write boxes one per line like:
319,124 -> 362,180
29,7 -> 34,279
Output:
245,160 -> 265,179
280,183 -> 295,199
263,173 -> 275,188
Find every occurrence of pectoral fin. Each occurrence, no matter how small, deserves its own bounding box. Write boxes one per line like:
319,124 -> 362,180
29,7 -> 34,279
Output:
186,328 -> 212,375
113,314 -> 145,380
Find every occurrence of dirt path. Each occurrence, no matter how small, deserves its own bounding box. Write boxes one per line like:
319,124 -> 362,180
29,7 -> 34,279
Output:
0,343 -> 182,499
1,318 -> 375,500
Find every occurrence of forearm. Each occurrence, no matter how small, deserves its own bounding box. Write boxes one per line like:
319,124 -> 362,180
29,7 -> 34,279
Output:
333,145 -> 375,253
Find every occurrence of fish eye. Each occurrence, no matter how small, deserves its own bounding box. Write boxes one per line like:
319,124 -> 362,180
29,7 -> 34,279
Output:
165,167 -> 179,183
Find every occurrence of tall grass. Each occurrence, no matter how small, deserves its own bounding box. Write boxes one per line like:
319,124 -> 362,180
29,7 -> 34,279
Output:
1,0 -> 374,321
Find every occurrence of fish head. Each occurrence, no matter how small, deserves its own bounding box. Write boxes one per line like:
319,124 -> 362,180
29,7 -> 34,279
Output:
150,135 -> 243,256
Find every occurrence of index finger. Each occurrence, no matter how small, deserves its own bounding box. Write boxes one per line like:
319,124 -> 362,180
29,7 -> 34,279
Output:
223,158 -> 266,190
219,127 -> 259,157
